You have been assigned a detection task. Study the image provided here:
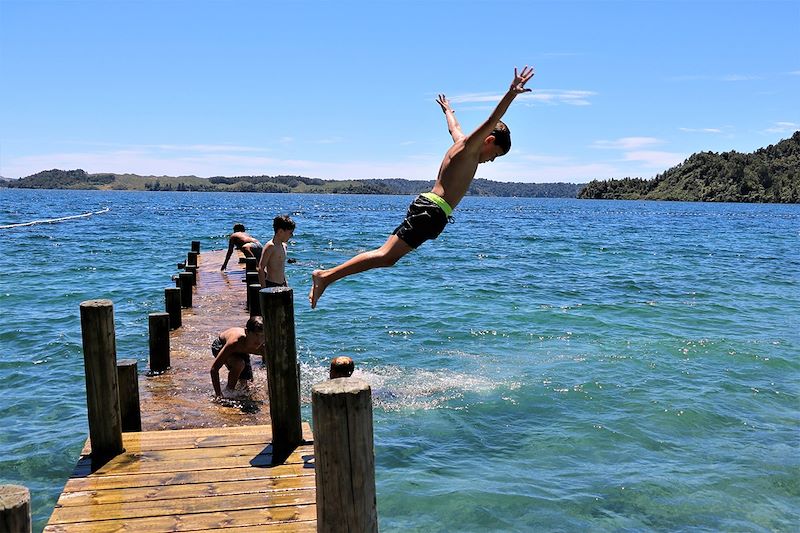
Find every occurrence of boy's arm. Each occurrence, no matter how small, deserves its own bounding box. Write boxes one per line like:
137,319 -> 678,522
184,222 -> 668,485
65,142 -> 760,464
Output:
221,238 -> 235,271
436,94 -> 465,143
466,66 -> 534,146
257,242 -> 275,287
210,336 -> 244,397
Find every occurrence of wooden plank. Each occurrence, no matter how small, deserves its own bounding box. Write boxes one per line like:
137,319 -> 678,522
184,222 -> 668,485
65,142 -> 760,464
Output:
49,488 -> 316,524
80,424 -> 313,455
72,444 -> 314,478
44,503 -> 316,532
61,463 -> 314,493
57,475 -> 315,507
197,521 -> 317,532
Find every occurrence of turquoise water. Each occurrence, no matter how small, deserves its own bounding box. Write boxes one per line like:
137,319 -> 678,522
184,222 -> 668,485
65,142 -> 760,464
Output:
1,188 -> 798,532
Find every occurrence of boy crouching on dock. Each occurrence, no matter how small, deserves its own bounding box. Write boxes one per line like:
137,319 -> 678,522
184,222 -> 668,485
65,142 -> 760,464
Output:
309,66 -> 535,308
210,316 -> 265,399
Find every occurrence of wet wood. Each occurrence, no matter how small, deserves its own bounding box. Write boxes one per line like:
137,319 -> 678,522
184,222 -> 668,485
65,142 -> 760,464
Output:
148,312 -> 171,372
164,286 -> 182,329
138,250 -> 273,430
178,271 -> 193,307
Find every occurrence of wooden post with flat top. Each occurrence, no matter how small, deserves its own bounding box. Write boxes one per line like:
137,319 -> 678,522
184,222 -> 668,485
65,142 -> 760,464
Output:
164,286 -> 182,329
0,484 -> 31,533
245,271 -> 259,309
187,250 -> 199,267
117,359 -> 142,432
79,299 -> 124,465
312,378 -> 378,533
259,287 -> 302,462
191,240 -> 200,253
245,256 -> 258,272
148,312 -> 170,373
178,272 -> 193,307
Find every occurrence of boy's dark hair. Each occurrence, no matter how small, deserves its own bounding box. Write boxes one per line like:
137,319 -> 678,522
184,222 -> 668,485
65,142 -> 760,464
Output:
273,214 -> 296,232
233,223 -> 246,232
245,315 -> 263,333
490,120 -> 511,154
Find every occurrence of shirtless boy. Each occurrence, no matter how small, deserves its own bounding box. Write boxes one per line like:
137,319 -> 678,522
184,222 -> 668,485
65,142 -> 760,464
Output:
210,316 -> 265,399
221,223 -> 263,271
309,66 -> 535,308
258,215 -> 296,288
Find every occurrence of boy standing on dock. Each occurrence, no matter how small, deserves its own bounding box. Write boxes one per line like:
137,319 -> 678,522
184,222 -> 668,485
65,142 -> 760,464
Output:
221,223 -> 263,271
258,215 -> 296,288
309,66 -> 535,308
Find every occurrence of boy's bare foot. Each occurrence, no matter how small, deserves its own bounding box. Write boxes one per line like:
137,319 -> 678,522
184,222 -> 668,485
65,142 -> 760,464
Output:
309,270 -> 326,309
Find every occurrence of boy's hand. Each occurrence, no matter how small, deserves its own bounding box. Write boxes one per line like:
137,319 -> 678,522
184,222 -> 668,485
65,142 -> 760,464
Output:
436,94 -> 453,113
510,66 -> 535,94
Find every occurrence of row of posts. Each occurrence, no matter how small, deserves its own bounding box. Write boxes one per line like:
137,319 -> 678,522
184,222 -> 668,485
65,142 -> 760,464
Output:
61,240 -> 377,531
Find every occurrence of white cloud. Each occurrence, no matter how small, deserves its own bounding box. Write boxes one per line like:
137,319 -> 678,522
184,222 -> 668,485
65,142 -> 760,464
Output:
623,150 -> 686,168
592,137 -> 661,150
787,70 -> 800,76
450,89 -> 596,107
764,121 -> 798,133
679,127 -> 723,133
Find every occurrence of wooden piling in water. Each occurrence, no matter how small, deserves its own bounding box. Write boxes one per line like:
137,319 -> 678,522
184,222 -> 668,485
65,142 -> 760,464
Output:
117,359 -> 142,432
164,287 -> 182,329
312,378 -> 378,533
79,299 -> 124,464
187,250 -> 199,268
148,312 -> 171,373
245,256 -> 258,272
191,240 -> 200,253
245,272 -> 259,309
248,284 -> 262,317
259,287 -> 303,462
179,272 -> 193,307
0,484 -> 31,533
185,264 -> 198,286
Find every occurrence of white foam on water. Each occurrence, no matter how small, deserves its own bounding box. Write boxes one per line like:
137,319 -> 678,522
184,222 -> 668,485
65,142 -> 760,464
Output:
0,207 -> 109,229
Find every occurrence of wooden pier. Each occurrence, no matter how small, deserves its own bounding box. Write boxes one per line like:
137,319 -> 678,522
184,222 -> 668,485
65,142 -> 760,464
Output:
45,424 -> 316,532
36,242 -> 378,533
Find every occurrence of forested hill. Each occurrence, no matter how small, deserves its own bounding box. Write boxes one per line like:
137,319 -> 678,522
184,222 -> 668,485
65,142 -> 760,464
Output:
1,170 -> 584,198
579,131 -> 800,203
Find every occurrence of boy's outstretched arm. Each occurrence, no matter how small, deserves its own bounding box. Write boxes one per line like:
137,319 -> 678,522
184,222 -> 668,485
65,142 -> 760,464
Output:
436,94 -> 465,143
466,66 -> 534,146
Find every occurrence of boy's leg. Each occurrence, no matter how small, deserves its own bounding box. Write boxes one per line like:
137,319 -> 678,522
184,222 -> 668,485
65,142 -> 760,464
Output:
309,234 -> 413,308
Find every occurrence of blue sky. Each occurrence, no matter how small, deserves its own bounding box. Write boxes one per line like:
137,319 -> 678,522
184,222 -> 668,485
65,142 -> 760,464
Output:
1,0 -> 798,183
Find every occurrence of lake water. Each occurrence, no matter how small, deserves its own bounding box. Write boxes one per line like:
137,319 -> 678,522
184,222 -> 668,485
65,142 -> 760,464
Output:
1,189 -> 798,532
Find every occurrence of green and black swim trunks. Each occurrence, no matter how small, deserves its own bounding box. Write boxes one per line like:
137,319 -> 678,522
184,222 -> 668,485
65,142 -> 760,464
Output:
392,192 -> 454,249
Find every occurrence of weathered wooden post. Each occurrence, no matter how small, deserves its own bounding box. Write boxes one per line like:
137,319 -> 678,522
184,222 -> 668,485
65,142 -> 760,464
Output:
164,287 -> 182,329
245,271 -> 259,309
312,378 -> 378,533
185,264 -> 198,286
79,299 -> 124,464
148,312 -> 170,372
245,256 -> 258,272
0,484 -> 31,533
117,359 -> 142,432
179,272 -> 193,307
187,250 -> 199,267
248,284 -> 262,317
259,287 -> 302,462
191,240 -> 200,253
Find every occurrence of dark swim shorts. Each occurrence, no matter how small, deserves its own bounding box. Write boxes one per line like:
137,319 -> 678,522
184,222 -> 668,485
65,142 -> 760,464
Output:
210,337 -> 253,381
392,194 -> 450,249
264,279 -> 287,288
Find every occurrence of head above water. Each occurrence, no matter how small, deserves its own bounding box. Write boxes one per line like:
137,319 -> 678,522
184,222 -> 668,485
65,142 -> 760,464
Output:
233,223 -> 246,233
329,356 -> 354,379
245,315 -> 263,333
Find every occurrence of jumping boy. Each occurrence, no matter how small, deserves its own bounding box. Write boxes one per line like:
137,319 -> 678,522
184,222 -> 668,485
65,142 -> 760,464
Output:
209,316 -> 265,399
258,215 -> 296,288
309,65 -> 534,308
221,223 -> 263,271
